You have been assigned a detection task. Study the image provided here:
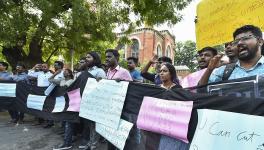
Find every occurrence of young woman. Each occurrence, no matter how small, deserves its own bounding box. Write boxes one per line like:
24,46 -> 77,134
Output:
158,63 -> 189,150
159,62 -> 181,89
59,69 -> 74,87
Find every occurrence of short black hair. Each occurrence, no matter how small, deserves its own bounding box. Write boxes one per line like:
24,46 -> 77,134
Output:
127,57 -> 138,64
105,49 -> 120,59
199,47 -> 218,56
79,57 -> 86,61
16,63 -> 26,69
0,61 -> 9,70
54,61 -> 64,69
158,56 -> 172,64
233,25 -> 263,39
87,51 -> 102,67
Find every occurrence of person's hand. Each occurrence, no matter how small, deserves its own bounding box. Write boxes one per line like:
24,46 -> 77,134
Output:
207,54 -> 223,71
54,69 -> 62,75
96,77 -> 102,82
32,64 -> 41,70
150,55 -> 158,64
115,78 -> 121,82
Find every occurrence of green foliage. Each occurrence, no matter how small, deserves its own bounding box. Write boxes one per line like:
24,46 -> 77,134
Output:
0,0 -> 192,68
174,40 -> 197,72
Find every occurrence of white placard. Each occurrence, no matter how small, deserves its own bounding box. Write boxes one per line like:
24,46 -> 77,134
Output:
79,78 -> 129,129
0,83 -> 16,97
52,96 -> 66,112
27,94 -> 46,110
96,119 -> 133,150
190,109 -> 264,150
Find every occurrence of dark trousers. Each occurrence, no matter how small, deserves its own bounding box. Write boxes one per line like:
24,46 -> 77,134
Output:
81,118 -> 91,142
8,110 -> 24,121
107,142 -> 117,150
64,122 -> 75,145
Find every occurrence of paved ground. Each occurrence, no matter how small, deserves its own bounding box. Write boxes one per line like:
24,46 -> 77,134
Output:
0,111 -> 107,150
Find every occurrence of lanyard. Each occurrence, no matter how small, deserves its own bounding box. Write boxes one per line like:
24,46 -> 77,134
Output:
107,70 -> 118,79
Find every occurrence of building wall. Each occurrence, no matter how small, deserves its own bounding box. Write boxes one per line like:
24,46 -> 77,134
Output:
119,28 -> 175,65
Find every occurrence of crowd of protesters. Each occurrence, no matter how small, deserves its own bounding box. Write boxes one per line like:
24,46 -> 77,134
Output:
0,24 -> 264,150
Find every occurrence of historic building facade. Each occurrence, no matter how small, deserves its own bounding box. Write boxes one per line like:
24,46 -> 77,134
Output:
117,28 -> 175,64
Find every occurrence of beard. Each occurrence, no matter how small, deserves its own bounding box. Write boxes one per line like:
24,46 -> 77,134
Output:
238,44 -> 258,61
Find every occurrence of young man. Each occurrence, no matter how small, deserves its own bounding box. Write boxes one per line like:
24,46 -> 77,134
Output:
141,55 -> 176,85
224,42 -> 238,63
197,47 -> 218,69
105,49 -> 132,81
0,61 -> 12,80
30,63 -> 53,126
74,57 -> 88,79
127,57 -> 143,82
180,47 -> 218,88
199,25 -> 264,85
37,63 -> 53,87
45,61 -> 65,128
105,49 -> 132,150
10,63 -> 29,124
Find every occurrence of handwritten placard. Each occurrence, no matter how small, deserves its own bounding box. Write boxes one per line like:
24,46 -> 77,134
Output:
96,119 -> 133,150
0,83 -> 16,97
137,96 -> 193,143
190,109 -> 264,150
67,88 -> 81,112
79,78 -> 129,129
196,0 -> 264,49
52,96 -> 65,112
27,94 -> 46,110
180,69 -> 206,88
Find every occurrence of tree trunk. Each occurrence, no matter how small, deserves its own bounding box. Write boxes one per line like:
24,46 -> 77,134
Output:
2,46 -> 27,70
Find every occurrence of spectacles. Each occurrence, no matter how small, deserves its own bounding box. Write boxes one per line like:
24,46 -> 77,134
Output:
232,35 -> 257,46
79,61 -> 86,64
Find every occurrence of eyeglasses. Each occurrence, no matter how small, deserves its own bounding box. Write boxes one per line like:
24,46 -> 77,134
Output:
79,61 -> 86,64
231,35 -> 257,46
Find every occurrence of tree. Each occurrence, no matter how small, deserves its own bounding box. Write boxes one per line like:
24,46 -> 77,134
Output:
0,0 -> 192,69
174,40 -> 197,72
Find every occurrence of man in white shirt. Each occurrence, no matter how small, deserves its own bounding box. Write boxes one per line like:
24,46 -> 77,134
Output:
49,61 -> 65,85
37,63 -> 53,87
28,63 -> 53,87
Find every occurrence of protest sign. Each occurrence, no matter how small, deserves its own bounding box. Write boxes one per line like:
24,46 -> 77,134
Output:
96,119 -> 133,150
0,83 -> 16,97
27,94 -> 46,110
190,109 -> 264,150
137,96 -> 193,143
52,96 -> 65,112
80,78 -> 129,129
67,88 -> 81,112
196,0 -> 264,49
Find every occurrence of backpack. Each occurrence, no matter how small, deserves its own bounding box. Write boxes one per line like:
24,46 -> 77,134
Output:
222,63 -> 236,81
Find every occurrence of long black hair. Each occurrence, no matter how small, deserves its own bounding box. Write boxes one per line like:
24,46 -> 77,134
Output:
87,51 -> 102,68
162,62 -> 180,84
64,68 -> 74,79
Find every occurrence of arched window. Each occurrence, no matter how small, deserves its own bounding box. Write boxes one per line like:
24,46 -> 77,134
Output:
166,46 -> 171,57
131,39 -> 139,58
157,45 -> 162,57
